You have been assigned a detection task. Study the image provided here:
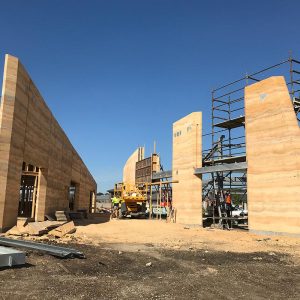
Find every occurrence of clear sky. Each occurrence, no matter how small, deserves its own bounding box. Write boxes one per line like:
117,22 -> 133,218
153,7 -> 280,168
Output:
1,0 -> 300,192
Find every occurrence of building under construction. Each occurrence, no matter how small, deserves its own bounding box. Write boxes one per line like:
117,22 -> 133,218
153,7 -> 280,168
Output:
0,54 -> 97,232
1,53 -> 299,236
120,56 -> 300,236
196,56 -> 300,235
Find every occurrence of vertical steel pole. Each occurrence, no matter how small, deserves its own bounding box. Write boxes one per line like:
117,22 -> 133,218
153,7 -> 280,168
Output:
211,90 -> 215,227
159,182 -> 162,220
289,54 -> 295,100
149,185 -> 152,219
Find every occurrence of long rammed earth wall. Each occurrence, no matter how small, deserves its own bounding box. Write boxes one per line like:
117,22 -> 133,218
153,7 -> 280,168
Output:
0,54 -> 96,231
245,76 -> 300,236
172,112 -> 202,225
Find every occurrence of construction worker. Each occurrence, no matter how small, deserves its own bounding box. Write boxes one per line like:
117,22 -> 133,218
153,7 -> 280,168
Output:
111,196 -> 120,218
225,191 -> 232,228
225,191 -> 232,207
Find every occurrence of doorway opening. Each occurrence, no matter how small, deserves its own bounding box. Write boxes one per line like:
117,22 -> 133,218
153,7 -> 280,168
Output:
89,191 -> 95,213
18,162 -> 39,219
68,182 -> 77,211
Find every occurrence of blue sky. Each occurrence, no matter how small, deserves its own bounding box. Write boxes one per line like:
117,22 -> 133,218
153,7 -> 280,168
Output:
1,0 -> 300,192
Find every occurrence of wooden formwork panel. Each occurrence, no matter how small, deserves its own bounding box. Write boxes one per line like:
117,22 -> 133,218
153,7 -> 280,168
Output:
135,154 -> 160,184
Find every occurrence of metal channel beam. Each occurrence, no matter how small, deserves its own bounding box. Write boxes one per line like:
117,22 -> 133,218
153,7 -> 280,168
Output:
0,237 -> 84,259
0,246 -> 25,267
195,162 -> 247,175
152,170 -> 172,180
203,155 -> 246,166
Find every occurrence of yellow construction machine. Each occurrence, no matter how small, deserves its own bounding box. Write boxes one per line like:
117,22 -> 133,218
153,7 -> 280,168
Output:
114,182 -> 148,218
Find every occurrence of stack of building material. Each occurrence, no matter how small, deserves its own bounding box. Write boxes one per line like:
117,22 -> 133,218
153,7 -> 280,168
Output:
17,218 -> 28,228
5,220 -> 68,237
26,221 -> 65,235
7,218 -> 29,235
55,211 -> 69,221
48,221 -> 76,238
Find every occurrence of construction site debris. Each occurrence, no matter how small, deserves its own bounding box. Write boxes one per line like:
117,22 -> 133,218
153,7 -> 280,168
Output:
0,246 -> 26,268
5,221 -> 67,237
48,221 -> 76,238
253,257 -> 263,260
45,214 -> 55,221
5,226 -> 25,236
55,211 -> 69,222
26,222 -> 49,236
17,218 -> 28,228
0,237 -> 84,258
256,238 -> 271,242
96,208 -> 111,214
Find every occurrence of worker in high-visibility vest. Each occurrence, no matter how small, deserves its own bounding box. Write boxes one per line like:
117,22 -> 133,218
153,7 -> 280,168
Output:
111,196 -> 120,208
111,196 -> 120,218
225,192 -> 232,207
225,191 -> 232,227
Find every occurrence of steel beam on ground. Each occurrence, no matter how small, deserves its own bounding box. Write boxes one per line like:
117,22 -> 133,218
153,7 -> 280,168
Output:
0,237 -> 84,258
0,246 -> 25,267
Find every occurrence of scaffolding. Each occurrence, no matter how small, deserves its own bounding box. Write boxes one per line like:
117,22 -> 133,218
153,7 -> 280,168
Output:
149,164 -> 173,219
200,55 -> 300,229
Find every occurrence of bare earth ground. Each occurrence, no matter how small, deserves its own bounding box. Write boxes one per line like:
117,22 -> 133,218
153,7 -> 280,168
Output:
0,219 -> 300,299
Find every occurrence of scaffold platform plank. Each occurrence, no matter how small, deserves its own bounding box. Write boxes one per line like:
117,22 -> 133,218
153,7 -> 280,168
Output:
203,155 -> 246,166
214,116 -> 245,129
195,162 -> 247,174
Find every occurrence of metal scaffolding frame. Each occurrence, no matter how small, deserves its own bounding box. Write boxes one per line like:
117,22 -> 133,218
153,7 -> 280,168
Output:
201,55 -> 300,229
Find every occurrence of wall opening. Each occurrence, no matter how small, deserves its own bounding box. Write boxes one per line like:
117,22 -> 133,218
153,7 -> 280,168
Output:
89,191 -> 95,213
18,162 -> 39,219
68,182 -> 77,211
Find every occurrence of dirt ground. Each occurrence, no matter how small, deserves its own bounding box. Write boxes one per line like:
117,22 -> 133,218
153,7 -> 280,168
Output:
75,219 -> 300,258
1,219 -> 300,299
